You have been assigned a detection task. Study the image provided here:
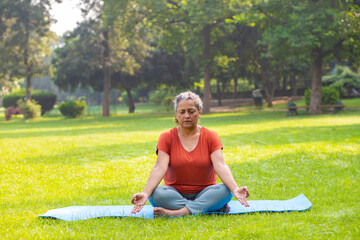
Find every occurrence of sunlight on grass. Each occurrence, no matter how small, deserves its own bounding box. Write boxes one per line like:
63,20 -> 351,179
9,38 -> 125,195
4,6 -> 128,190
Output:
0,108 -> 359,239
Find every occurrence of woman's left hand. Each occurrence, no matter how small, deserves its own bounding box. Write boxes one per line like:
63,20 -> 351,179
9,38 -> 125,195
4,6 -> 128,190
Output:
233,186 -> 250,207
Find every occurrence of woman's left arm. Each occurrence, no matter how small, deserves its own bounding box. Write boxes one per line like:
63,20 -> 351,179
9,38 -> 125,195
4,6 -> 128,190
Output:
211,149 -> 250,207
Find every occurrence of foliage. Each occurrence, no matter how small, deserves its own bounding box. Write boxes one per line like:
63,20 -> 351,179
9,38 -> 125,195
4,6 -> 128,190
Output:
0,0 -> 59,99
304,87 -> 340,106
0,111 -> 359,239
120,90 -> 139,106
2,90 -> 26,108
2,89 -> 56,115
51,2 -> 152,114
148,87 -> 178,110
58,100 -> 87,118
234,0 -> 360,113
162,96 -> 174,111
32,91 -> 57,115
16,99 -> 41,119
322,66 -> 360,96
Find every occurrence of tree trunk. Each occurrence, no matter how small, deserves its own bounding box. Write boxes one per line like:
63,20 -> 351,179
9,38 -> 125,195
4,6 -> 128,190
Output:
125,88 -> 135,113
233,74 -> 238,99
282,75 -> 287,91
202,24 -> 212,114
25,62 -> 32,101
272,70 -> 278,97
291,74 -> 297,96
309,48 -> 323,114
24,7 -> 31,101
260,66 -> 272,107
216,79 -> 222,106
102,30 -> 111,117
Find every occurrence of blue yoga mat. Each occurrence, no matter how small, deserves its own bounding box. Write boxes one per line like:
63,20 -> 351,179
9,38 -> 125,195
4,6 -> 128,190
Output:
39,194 -> 312,221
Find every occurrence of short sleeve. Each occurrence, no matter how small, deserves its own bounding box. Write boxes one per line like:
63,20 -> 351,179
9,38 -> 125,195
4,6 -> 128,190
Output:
208,129 -> 223,153
156,130 -> 171,155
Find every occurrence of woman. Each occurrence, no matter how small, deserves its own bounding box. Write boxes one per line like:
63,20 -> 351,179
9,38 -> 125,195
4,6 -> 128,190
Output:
131,91 -> 249,217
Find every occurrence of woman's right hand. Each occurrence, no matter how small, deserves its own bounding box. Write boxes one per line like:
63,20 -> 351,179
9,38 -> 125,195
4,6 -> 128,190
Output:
131,193 -> 148,214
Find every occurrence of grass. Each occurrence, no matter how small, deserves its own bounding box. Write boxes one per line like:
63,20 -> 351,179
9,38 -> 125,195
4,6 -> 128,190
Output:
0,104 -> 359,239
234,97 -> 360,114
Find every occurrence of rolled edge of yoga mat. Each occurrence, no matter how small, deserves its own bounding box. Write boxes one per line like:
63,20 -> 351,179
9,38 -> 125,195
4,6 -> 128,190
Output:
39,194 -> 312,221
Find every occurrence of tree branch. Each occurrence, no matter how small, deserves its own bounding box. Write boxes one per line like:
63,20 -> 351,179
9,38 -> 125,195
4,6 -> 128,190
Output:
323,38 -> 345,57
256,5 -> 283,24
167,0 -> 180,8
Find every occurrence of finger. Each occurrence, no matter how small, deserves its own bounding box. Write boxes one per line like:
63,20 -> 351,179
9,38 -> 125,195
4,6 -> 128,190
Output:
238,197 -> 249,207
131,205 -> 143,214
242,186 -> 249,198
244,199 -> 250,207
131,196 -> 137,204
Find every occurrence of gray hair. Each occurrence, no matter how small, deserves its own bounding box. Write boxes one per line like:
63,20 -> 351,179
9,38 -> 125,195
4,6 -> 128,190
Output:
174,91 -> 203,112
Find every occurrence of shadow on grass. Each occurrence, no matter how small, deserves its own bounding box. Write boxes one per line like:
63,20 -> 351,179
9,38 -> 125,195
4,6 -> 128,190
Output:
0,114 -> 175,139
221,123 -> 360,147
14,141 -> 157,165
3,110 -> 359,139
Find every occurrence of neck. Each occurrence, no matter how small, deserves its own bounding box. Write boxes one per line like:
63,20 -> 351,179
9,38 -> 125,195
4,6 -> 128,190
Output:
178,126 -> 200,136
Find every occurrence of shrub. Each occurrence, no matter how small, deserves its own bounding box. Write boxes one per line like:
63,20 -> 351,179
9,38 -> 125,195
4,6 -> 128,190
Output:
32,91 -> 57,115
2,89 -> 57,115
17,99 -> 41,120
322,66 -> 360,96
2,90 -> 26,108
149,88 -> 179,110
304,87 -> 340,106
149,89 -> 169,105
322,87 -> 340,105
121,91 -> 139,106
59,100 -> 87,118
163,96 -> 174,111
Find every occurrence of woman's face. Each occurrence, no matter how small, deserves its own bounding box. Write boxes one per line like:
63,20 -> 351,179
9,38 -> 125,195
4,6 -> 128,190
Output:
175,99 -> 201,129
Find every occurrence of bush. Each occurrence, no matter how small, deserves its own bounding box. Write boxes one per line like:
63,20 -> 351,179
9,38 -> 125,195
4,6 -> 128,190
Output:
2,89 -> 57,115
2,90 -> 25,108
149,88 -> 178,110
304,87 -> 340,106
32,91 -> 57,115
17,99 -> 41,120
322,66 -> 360,96
58,100 -> 87,118
149,89 -> 169,105
121,91 -> 138,106
163,96 -> 174,111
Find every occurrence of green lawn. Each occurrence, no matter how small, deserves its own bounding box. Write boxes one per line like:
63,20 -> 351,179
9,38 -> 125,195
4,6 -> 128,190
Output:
235,96 -> 360,111
0,107 -> 359,239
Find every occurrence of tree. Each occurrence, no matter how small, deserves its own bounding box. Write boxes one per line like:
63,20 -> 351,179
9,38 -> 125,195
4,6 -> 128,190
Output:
246,0 -> 360,114
52,6 -> 151,114
140,0 -> 242,113
0,0 -> 60,101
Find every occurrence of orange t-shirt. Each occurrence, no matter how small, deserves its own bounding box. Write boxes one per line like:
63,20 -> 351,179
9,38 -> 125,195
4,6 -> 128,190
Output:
156,127 -> 223,194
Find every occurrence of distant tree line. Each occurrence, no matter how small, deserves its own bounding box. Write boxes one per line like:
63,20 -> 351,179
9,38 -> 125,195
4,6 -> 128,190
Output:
1,0 -> 359,115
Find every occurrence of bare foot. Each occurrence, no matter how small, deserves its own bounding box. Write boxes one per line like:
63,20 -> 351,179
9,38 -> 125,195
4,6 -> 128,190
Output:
153,207 -> 190,218
216,204 -> 230,213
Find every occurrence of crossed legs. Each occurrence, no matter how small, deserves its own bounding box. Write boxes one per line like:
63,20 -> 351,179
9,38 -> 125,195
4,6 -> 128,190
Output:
148,184 -> 233,217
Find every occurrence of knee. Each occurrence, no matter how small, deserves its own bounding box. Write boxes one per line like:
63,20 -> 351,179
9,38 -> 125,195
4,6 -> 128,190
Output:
218,184 -> 232,197
149,186 -> 176,204
150,187 -> 166,202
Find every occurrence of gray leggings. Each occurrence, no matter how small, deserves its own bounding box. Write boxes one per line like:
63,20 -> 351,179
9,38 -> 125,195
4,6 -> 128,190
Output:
148,184 -> 233,214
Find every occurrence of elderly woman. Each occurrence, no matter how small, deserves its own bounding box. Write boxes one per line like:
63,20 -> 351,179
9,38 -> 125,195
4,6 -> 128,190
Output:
131,91 -> 249,217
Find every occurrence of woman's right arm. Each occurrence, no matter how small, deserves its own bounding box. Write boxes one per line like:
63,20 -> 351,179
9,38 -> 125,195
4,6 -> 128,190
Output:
131,150 -> 169,214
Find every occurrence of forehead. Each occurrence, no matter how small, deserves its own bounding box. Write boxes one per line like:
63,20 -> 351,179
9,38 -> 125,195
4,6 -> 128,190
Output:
177,99 -> 197,109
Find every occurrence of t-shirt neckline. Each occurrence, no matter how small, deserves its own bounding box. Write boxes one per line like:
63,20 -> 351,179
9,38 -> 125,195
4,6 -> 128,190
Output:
176,126 -> 202,153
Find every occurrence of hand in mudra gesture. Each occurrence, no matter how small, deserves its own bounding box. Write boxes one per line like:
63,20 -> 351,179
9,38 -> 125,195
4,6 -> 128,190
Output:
131,193 -> 148,214
233,186 -> 250,207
